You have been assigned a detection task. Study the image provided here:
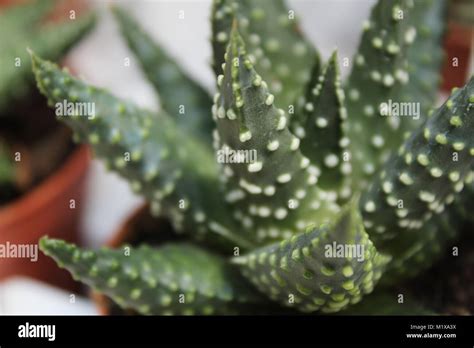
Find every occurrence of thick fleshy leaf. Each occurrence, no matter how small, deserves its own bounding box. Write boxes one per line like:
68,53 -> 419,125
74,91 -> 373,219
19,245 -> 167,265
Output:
31,53 -> 256,251
40,238 -> 263,315
385,0 -> 448,149
0,1 -> 95,112
213,28 -> 339,244
360,78 -> 474,253
291,51 -> 350,195
345,0 -> 414,189
211,0 -> 319,110
394,0 -> 447,129
232,200 -> 390,313
111,6 -> 214,144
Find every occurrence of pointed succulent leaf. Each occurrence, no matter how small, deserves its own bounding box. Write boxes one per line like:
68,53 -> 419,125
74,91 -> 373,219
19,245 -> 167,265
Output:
394,0 -> 447,130
0,3 -> 96,113
214,28 -> 339,244
111,6 -> 214,144
345,0 -> 415,189
232,200 -> 390,313
211,0 -> 319,110
40,238 -> 263,315
31,53 -> 256,251
291,51 -> 350,194
360,78 -> 474,253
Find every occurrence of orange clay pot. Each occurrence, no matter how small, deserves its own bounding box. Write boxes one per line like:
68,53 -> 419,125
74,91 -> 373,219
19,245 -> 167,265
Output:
0,145 -> 90,291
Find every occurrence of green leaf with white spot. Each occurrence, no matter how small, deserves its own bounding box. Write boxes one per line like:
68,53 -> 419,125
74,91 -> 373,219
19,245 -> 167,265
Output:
393,0 -> 447,132
31,53 -> 256,251
291,51 -> 350,194
211,0 -> 319,110
111,6 -> 214,145
40,238 -> 263,315
360,77 -> 474,256
232,200 -> 390,313
214,28 -> 338,245
0,1 -> 95,113
345,0 -> 414,190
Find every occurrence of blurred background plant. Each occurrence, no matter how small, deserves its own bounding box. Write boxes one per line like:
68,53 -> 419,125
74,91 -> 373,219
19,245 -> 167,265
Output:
0,0 -> 94,204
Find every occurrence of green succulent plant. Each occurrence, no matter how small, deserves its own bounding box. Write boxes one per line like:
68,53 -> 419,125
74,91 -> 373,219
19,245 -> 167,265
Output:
35,0 -> 474,315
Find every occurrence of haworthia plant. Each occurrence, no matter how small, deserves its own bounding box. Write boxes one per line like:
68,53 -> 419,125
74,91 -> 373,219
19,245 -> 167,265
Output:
0,0 -> 96,113
35,0 -> 474,315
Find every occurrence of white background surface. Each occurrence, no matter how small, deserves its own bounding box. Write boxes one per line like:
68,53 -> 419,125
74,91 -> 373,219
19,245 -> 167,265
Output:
0,0 -> 405,314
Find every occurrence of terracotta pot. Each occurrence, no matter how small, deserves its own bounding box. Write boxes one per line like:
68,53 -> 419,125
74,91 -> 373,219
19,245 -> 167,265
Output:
0,145 -> 90,291
92,204 -> 177,315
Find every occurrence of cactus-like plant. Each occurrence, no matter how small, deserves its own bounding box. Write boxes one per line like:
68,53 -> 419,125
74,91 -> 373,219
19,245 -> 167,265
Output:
35,0 -> 474,315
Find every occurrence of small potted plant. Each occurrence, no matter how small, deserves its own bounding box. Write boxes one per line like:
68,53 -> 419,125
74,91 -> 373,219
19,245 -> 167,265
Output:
0,0 -> 95,290
37,0 -> 474,315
